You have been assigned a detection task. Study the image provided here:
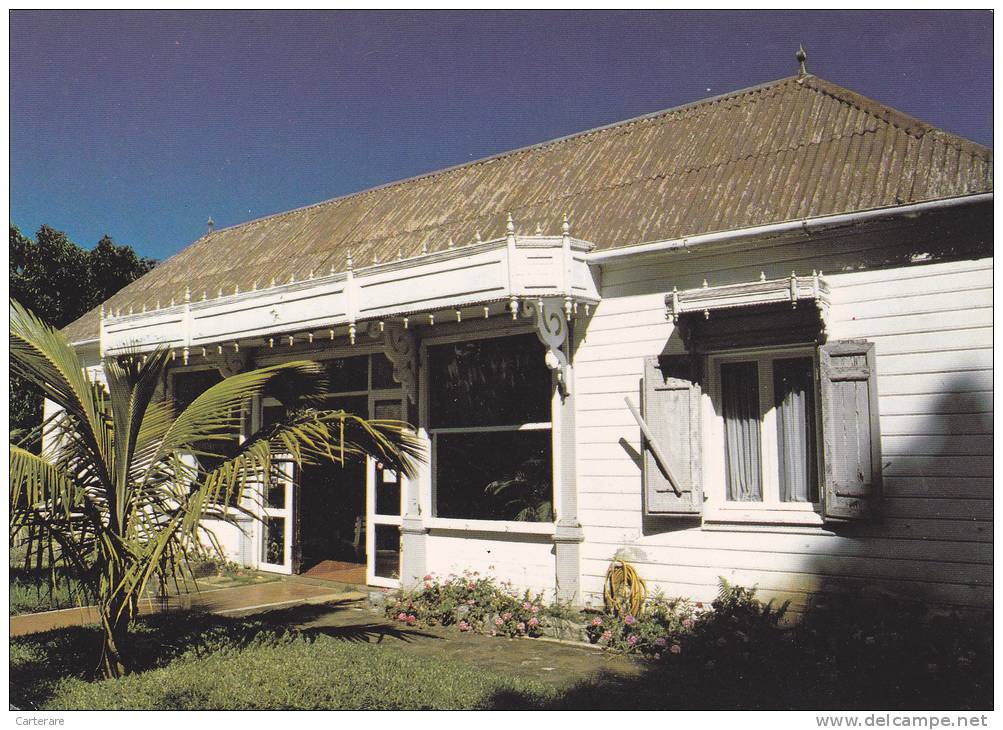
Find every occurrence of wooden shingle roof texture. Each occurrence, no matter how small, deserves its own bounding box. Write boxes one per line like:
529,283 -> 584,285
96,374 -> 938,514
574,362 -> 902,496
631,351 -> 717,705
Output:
63,74 -> 992,343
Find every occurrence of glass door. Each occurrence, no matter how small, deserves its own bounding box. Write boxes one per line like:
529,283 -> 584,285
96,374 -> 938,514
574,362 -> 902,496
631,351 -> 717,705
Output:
259,399 -> 294,574
367,395 -> 405,587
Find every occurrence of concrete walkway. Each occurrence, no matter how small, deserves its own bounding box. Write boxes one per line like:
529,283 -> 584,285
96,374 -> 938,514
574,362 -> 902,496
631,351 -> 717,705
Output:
250,600 -> 645,690
9,580 -> 363,637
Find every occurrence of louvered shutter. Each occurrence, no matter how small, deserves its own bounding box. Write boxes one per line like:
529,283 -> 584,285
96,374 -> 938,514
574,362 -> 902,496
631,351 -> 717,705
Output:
642,355 -> 703,516
819,340 -> 882,521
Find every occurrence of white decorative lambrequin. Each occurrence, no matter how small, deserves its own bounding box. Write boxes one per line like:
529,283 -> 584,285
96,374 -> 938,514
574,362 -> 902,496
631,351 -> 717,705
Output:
665,271 -> 831,322
99,229 -> 601,362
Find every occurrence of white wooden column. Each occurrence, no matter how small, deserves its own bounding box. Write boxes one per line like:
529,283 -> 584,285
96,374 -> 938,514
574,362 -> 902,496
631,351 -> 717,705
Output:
399,334 -> 427,588
552,324 -> 583,604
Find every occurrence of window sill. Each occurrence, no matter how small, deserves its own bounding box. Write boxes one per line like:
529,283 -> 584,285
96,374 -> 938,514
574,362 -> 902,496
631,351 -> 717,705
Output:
426,517 -> 556,536
701,505 -> 830,533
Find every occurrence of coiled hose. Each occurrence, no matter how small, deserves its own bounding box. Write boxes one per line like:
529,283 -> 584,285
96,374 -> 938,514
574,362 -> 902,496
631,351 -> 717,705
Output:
603,559 -> 647,617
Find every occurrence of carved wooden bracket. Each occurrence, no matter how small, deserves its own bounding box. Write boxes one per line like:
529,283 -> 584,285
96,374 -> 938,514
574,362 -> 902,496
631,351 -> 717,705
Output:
521,297 -> 570,397
382,322 -> 418,404
206,349 -> 250,378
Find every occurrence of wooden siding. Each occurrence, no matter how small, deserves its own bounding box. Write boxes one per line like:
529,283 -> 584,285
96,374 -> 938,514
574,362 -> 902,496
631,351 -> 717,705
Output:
574,223 -> 992,612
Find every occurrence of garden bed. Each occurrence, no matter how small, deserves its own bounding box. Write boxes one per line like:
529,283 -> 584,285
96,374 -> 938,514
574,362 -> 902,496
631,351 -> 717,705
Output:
380,573 -> 993,710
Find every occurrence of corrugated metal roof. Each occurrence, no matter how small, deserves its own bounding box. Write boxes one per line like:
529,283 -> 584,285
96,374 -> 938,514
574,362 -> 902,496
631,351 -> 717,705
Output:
63,74 -> 992,344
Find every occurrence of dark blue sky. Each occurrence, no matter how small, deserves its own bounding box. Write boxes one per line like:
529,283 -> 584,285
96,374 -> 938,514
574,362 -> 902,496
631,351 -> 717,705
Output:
10,10 -> 993,261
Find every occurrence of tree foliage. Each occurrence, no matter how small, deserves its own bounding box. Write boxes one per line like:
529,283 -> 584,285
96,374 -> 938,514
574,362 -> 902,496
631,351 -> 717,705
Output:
9,224 -> 156,437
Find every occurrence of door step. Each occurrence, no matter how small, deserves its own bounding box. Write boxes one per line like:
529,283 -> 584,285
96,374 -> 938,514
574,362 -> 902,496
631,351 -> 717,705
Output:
280,572 -> 371,594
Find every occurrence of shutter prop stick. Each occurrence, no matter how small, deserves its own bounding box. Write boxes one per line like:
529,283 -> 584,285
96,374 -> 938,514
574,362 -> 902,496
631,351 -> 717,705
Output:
624,397 -> 682,497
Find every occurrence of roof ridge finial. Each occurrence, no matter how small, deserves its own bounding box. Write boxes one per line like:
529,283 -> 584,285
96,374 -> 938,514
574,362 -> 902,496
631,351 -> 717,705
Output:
796,43 -> 807,79
207,216 -> 214,234
506,211 -> 515,235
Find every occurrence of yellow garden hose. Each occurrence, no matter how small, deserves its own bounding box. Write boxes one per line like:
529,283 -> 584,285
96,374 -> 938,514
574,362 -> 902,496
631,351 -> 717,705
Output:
603,559 -> 647,617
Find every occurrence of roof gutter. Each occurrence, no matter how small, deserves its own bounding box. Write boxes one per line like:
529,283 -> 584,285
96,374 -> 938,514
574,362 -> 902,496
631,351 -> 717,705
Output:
586,193 -> 993,264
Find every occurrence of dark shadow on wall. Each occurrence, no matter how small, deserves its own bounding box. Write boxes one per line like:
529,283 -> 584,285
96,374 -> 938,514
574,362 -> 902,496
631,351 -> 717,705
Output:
818,368 -> 994,608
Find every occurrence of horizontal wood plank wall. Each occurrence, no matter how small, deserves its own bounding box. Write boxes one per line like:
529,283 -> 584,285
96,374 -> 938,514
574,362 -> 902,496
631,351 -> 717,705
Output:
577,223 -> 992,613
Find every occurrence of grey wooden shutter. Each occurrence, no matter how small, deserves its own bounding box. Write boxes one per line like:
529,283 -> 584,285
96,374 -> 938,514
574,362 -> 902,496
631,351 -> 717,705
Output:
642,355 -> 702,516
819,340 -> 882,521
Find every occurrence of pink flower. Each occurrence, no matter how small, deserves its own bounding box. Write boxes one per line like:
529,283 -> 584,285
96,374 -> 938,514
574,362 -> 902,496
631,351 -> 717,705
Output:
495,617 -> 504,626
467,599 -> 476,605
406,615 -> 417,626
670,644 -> 682,655
517,622 -> 526,633
695,602 -> 704,609
397,612 -> 407,622
624,614 -> 636,625
522,602 -> 532,610
654,637 -> 668,647
531,605 -> 539,613
682,619 -> 694,630
528,617 -> 539,627
458,620 -> 470,632
627,635 -> 638,646
423,574 -> 433,581
601,630 -> 613,642
591,616 -> 603,627
501,612 -> 512,621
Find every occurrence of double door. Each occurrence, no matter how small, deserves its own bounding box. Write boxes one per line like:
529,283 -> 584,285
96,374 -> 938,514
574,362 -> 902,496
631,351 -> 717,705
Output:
256,374 -> 405,587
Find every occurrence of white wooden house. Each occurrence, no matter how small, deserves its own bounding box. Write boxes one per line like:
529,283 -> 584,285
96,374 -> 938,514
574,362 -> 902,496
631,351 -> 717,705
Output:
61,67 -> 993,612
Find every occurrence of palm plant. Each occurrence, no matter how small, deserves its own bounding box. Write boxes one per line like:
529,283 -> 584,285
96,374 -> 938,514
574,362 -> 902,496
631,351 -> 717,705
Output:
9,300 -> 422,678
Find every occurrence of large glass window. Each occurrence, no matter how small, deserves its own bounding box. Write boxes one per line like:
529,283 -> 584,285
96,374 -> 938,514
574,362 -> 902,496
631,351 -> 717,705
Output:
713,351 -> 819,505
428,333 -> 553,522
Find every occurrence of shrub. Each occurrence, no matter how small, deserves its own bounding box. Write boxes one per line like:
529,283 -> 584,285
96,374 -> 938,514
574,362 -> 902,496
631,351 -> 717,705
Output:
383,572 -> 547,638
10,567 -> 91,615
792,594 -> 992,709
584,593 -> 700,657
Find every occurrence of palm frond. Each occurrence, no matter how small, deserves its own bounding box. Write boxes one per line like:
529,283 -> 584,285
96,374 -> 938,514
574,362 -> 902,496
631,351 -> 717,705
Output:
144,360 -> 325,481
10,445 -> 83,516
9,299 -> 114,492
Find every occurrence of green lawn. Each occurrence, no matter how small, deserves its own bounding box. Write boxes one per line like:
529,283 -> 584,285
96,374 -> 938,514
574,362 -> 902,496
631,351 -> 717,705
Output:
10,614 -> 559,710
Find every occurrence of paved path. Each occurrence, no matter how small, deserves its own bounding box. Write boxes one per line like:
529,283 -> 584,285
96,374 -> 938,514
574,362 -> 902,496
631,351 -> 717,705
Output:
260,600 -> 644,689
9,580 -> 362,637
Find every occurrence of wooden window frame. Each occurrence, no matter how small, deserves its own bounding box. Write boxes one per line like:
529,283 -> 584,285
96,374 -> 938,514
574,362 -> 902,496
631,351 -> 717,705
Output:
702,344 -> 826,528
420,325 -> 558,535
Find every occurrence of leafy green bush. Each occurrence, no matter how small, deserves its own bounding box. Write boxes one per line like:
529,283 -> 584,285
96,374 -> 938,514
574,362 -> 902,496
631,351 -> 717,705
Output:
384,571 -> 547,637
186,557 -> 244,579
584,593 -> 699,657
10,567 -> 91,615
792,594 -> 992,709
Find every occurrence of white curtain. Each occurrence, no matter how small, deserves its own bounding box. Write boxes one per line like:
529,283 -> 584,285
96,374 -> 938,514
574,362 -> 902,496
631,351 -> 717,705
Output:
722,362 -> 762,501
775,358 -> 818,502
